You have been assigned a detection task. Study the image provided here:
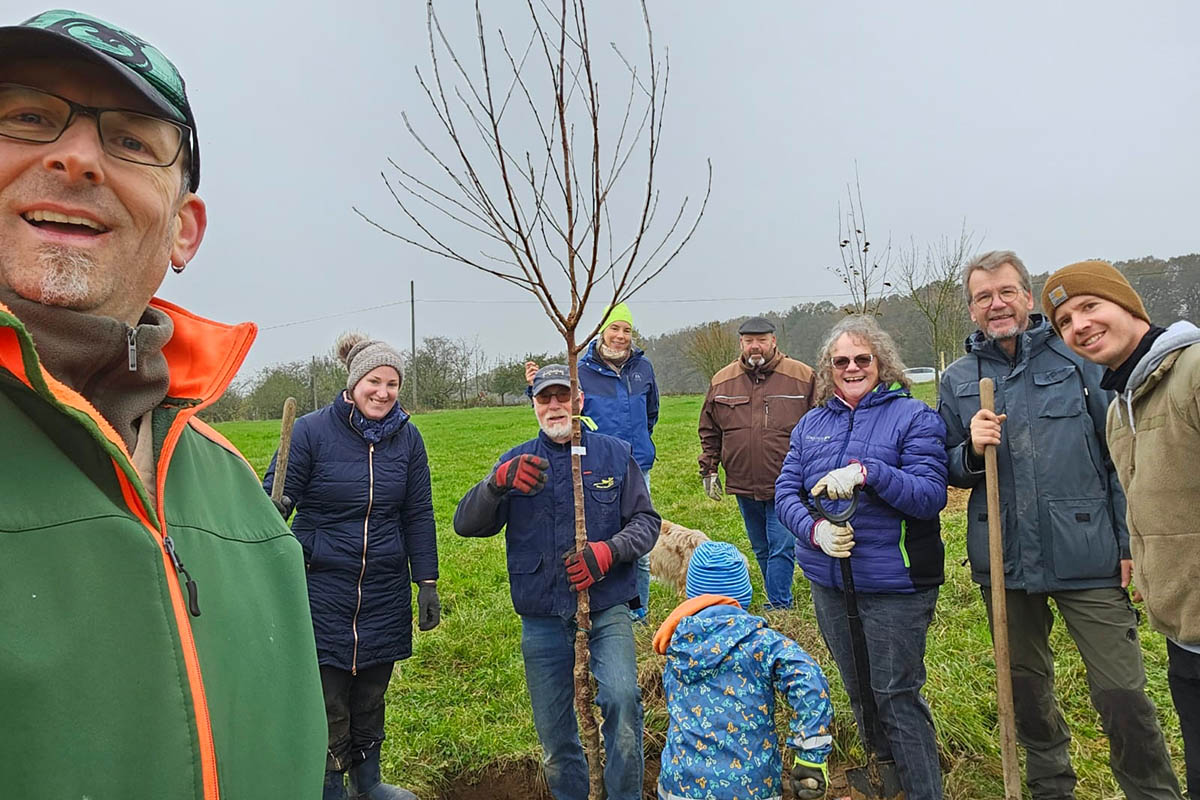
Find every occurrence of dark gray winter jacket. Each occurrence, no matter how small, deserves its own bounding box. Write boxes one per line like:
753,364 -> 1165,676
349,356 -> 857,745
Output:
937,315 -> 1129,592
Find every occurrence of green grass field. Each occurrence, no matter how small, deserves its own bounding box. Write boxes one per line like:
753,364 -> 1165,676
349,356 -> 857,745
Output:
217,389 -> 1184,798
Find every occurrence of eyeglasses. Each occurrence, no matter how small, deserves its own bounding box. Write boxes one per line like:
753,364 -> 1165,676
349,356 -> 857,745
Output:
831,353 -> 874,370
0,83 -> 189,169
534,387 -> 573,405
970,287 -> 1024,309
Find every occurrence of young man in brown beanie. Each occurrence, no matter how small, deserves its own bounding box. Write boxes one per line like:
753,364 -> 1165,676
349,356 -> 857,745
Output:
1044,259 -> 1200,794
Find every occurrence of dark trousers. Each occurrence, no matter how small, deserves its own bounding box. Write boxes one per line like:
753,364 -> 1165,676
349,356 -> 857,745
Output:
321,662 -> 394,772
810,582 -> 944,800
982,587 -> 1182,800
1167,640 -> 1200,795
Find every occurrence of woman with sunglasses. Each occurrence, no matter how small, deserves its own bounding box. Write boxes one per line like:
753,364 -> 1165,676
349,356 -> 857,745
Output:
775,315 -> 949,799
264,333 -> 438,800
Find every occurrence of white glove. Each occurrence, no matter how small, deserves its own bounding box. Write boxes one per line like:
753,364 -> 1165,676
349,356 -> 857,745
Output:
702,473 -> 723,502
812,519 -> 855,558
810,463 -> 866,500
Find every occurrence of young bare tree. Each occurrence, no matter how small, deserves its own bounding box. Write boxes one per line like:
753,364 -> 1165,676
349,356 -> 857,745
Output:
832,164 -> 892,316
898,222 -> 977,393
685,320 -> 739,380
355,2 -> 709,793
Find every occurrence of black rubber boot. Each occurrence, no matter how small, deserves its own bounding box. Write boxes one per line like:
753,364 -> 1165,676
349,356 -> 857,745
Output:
348,750 -> 418,800
324,770 -> 348,800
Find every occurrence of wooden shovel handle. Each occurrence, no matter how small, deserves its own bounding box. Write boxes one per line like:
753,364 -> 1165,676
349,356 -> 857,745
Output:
980,378 -> 1021,799
270,397 -> 298,503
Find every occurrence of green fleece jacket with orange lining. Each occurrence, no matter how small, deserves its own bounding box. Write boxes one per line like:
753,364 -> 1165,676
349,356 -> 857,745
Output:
0,298 -> 326,799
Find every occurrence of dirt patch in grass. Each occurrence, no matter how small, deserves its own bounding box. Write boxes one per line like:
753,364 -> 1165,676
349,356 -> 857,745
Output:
436,753 -> 665,800
945,486 -> 969,514
436,757 -> 548,800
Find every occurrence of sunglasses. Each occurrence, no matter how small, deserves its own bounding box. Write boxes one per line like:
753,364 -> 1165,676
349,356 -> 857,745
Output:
534,387 -> 573,405
831,354 -> 874,370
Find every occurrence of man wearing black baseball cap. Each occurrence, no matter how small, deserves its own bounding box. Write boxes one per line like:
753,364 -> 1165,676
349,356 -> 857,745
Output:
0,11 -> 326,799
454,364 -> 660,800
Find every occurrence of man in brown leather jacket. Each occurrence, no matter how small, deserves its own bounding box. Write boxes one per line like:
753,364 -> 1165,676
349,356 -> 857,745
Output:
698,316 -> 815,609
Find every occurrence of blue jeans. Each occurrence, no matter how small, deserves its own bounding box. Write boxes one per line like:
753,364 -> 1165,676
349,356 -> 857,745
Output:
520,605 -> 644,800
634,469 -> 652,618
810,582 -> 943,800
735,496 -> 795,609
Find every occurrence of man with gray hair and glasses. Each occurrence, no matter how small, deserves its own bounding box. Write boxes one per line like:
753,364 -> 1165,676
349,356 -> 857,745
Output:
0,10 -> 325,798
937,250 -> 1182,798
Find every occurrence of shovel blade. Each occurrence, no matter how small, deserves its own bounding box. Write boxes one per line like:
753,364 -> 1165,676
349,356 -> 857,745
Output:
846,760 -> 905,800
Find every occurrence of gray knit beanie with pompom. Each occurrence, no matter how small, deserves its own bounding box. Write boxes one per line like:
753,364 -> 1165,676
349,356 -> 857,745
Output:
337,332 -> 405,392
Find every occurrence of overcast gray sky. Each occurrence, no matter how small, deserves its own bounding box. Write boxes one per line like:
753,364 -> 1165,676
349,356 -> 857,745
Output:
36,1 -> 1200,377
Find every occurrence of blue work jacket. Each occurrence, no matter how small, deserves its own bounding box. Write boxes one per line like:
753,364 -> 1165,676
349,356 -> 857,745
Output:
577,340 -> 659,472
937,316 -> 1129,592
453,428 -> 660,617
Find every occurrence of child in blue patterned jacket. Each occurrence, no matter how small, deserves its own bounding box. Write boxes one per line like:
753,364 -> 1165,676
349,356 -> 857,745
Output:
653,541 -> 834,800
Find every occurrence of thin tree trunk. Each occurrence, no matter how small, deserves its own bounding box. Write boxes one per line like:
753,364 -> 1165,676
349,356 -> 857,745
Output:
567,332 -> 604,799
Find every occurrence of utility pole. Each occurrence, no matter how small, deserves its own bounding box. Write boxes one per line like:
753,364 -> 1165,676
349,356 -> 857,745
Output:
410,280 -> 417,411
310,355 -> 318,412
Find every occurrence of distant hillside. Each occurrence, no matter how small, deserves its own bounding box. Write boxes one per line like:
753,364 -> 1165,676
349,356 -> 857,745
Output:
641,253 -> 1200,394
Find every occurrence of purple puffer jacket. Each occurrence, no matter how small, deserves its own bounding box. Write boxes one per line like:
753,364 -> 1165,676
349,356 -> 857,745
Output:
775,383 -> 948,593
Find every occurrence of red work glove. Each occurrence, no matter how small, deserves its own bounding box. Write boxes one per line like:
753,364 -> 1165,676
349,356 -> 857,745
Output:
564,541 -> 613,592
488,454 -> 549,495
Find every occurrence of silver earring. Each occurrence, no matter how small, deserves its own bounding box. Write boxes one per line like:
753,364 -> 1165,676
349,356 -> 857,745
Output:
171,262 -> 186,274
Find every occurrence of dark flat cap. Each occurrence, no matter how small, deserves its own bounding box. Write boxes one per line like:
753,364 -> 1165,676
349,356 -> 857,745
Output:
737,316 -> 776,335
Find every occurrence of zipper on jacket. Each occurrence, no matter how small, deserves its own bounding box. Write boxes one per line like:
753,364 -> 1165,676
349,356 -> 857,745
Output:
164,534 -> 202,616
126,326 -> 137,371
351,442 -> 375,675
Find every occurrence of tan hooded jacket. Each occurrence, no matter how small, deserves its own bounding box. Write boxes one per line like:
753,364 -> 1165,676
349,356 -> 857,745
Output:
1106,323 -> 1200,645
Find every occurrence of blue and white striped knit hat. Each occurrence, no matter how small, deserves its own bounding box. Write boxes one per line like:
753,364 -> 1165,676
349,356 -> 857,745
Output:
686,541 -> 753,609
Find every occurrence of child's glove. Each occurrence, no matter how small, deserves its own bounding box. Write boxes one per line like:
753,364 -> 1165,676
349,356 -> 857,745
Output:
811,519 -> 855,558
789,759 -> 828,799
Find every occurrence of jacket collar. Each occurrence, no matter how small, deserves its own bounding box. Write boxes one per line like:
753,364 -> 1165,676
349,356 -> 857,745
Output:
537,426 -> 590,450
829,380 -> 908,412
0,295 -> 256,457
1127,320 -> 1200,398
652,594 -> 742,655
964,314 -> 1054,363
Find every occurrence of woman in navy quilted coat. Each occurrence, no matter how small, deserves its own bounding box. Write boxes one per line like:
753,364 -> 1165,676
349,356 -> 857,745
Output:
264,333 -> 438,800
775,315 -> 948,800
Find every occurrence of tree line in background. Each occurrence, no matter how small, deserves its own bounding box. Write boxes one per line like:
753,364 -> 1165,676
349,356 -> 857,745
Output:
202,252 -> 1200,421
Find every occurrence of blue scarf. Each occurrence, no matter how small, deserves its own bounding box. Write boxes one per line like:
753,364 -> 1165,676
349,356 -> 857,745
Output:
335,391 -> 408,444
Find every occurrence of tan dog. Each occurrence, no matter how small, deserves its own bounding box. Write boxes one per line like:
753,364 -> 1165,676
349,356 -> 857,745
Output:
648,518 -> 711,595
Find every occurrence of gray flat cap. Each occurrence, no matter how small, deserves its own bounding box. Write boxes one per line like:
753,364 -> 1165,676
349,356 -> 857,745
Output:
737,316 -> 776,335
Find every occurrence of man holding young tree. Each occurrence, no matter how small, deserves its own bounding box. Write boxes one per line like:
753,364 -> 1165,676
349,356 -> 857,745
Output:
937,250 -> 1181,799
1042,259 -> 1200,794
454,364 -> 659,800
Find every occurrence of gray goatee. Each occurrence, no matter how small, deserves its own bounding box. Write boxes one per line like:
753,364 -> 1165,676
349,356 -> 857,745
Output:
36,244 -> 98,307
